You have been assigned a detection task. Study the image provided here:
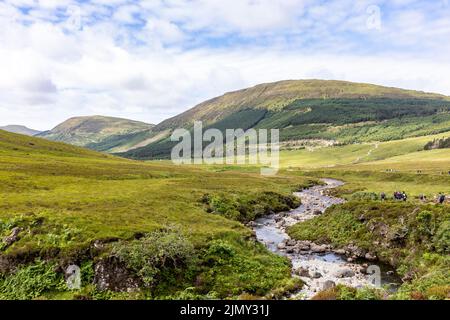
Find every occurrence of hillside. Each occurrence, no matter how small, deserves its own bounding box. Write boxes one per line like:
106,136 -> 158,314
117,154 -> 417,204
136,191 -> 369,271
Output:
0,129 -> 110,159
121,80 -> 450,159
0,129 -> 448,300
0,129 -> 313,299
0,125 -> 41,136
37,115 -> 154,153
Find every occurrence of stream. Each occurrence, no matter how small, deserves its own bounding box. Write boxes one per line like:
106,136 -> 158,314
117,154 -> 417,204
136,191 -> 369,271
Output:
254,178 -> 400,299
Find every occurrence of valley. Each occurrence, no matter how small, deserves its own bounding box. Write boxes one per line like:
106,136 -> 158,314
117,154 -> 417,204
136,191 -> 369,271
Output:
0,80 -> 449,300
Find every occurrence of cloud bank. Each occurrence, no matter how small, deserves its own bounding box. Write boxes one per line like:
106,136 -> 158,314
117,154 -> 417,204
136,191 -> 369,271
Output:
0,0 -> 449,130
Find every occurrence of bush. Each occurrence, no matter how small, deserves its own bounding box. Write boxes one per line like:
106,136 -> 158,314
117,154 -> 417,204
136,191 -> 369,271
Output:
434,221 -> 450,253
201,191 -> 301,222
350,191 -> 379,201
204,240 -> 236,264
312,285 -> 383,300
0,260 -> 65,300
111,227 -> 196,287
198,239 -> 292,297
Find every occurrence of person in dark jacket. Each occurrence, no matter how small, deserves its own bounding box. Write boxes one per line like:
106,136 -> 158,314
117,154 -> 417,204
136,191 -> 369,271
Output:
439,194 -> 446,204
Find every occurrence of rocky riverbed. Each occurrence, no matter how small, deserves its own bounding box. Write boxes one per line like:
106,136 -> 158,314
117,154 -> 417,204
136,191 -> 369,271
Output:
253,178 -> 399,299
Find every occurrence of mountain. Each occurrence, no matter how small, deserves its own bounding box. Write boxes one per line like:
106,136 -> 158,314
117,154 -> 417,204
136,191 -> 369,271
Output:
120,80 -> 450,159
37,115 -> 155,153
0,125 -> 41,136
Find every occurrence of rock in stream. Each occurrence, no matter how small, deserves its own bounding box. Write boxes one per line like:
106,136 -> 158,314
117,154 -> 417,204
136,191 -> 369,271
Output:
253,178 -> 395,299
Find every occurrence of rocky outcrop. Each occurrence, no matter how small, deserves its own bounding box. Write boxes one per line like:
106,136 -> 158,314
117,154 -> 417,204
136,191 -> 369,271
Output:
94,257 -> 141,292
2,227 -> 22,247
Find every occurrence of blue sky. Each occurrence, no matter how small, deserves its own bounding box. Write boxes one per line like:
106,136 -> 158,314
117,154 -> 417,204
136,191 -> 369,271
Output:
1,0 -> 450,129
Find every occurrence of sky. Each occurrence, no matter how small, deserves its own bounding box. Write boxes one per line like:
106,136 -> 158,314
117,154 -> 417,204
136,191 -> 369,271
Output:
0,0 -> 450,130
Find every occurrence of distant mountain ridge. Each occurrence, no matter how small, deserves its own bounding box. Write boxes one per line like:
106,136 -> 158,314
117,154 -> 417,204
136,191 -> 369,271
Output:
28,80 -> 450,158
0,125 -> 41,136
121,80 -> 450,159
154,79 -> 449,131
37,115 -> 154,153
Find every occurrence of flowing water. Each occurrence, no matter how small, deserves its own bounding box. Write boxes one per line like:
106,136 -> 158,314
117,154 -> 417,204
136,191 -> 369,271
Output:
254,178 -> 400,299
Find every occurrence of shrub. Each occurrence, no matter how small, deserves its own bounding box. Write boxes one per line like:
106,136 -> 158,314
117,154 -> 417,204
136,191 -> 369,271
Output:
111,227 -> 196,287
350,191 -> 379,201
201,191 -> 301,222
312,285 -> 383,300
434,221 -> 450,253
415,210 -> 436,237
0,260 -> 65,300
204,240 -> 236,264
198,240 -> 292,297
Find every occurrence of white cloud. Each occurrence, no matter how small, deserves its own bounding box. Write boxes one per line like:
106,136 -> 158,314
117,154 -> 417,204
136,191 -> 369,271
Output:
0,0 -> 449,130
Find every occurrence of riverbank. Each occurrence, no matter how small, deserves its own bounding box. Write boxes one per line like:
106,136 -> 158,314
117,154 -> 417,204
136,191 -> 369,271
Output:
254,179 -> 400,299
287,191 -> 449,300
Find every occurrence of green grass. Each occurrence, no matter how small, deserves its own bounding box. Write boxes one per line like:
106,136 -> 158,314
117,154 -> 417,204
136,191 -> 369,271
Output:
287,201 -> 450,300
279,131 -> 450,300
1,127 -> 449,300
280,133 -> 449,169
0,129 -> 315,299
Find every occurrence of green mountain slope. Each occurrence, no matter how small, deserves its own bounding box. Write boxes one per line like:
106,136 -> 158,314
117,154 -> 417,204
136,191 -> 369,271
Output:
121,80 -> 450,159
0,129 -> 110,159
37,115 -> 154,152
0,125 -> 41,136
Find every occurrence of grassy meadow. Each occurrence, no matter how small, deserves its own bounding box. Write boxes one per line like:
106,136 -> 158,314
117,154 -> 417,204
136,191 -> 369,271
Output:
0,128 -> 449,300
0,130 -> 315,299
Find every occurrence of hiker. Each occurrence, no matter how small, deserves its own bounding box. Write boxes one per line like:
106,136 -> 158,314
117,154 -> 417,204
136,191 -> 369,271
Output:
380,192 -> 386,201
402,191 -> 407,202
439,194 -> 446,204
394,191 -> 403,201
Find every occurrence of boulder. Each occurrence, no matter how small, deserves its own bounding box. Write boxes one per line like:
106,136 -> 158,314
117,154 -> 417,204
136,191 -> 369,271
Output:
310,244 -> 327,253
322,280 -> 336,290
286,239 -> 296,246
296,241 -> 311,251
335,268 -> 355,278
277,242 -> 286,250
364,252 -> 377,261
333,249 -> 346,255
3,227 -> 22,247
359,266 -> 368,274
294,267 -> 310,277
94,258 -> 141,292
311,271 -> 322,279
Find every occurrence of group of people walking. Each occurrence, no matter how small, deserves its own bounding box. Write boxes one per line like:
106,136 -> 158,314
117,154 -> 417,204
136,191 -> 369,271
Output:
393,191 -> 408,201
379,191 -> 447,204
